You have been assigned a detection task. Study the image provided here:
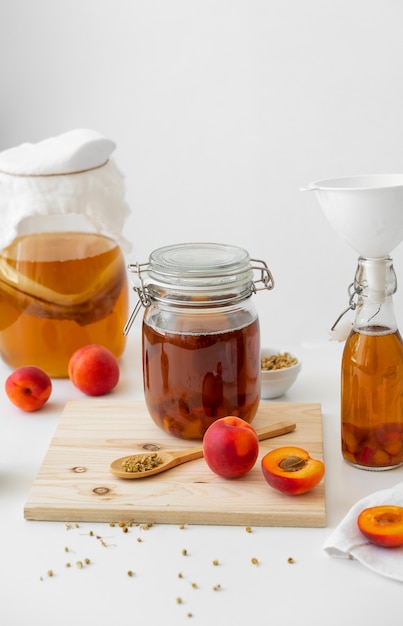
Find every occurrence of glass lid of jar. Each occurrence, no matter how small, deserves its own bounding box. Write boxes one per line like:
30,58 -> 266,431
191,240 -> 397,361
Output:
148,242 -> 252,285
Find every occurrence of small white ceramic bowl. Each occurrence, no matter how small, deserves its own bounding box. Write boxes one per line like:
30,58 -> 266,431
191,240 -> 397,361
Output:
260,348 -> 302,399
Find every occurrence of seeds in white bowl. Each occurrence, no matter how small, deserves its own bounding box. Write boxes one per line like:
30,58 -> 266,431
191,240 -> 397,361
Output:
261,352 -> 298,371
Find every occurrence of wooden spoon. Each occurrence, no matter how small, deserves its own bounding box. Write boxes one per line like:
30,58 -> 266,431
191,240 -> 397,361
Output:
110,420 -> 296,479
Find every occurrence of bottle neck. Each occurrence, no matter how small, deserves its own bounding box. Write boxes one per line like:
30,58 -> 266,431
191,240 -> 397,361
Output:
353,257 -> 398,334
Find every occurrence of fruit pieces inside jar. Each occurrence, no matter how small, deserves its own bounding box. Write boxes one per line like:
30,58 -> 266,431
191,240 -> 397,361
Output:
0,232 -> 128,376
0,232 -> 126,325
143,318 -> 261,440
342,422 -> 403,468
158,393 -> 260,439
341,330 -> 403,469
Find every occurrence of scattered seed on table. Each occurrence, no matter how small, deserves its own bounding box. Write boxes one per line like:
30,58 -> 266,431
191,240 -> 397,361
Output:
212,559 -> 219,566
287,557 -> 295,564
251,557 -> 259,565
245,526 -> 252,533
182,549 -> 188,556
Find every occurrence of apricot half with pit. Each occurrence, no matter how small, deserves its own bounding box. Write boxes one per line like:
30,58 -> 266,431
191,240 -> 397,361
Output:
261,446 -> 325,495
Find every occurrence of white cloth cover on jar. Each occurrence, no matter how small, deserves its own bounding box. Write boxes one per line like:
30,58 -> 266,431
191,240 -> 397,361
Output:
0,128 -> 131,252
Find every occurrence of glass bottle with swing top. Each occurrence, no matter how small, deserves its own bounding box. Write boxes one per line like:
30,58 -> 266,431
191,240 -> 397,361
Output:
305,174 -> 403,470
341,257 -> 403,469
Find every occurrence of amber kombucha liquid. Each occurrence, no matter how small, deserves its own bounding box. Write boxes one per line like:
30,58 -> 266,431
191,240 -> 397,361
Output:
0,232 -> 128,377
143,317 -> 261,439
341,327 -> 403,469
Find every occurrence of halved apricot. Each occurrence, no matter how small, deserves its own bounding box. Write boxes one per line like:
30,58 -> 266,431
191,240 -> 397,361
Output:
357,505 -> 403,547
261,446 -> 325,495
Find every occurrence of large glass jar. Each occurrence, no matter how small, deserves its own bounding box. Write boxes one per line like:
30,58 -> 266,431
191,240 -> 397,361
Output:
0,130 -> 131,377
126,242 -> 274,439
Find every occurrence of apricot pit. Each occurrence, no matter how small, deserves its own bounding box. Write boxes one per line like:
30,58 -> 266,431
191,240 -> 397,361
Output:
278,455 -> 307,472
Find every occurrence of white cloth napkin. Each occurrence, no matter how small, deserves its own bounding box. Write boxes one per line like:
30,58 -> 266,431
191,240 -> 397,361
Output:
323,481 -> 403,582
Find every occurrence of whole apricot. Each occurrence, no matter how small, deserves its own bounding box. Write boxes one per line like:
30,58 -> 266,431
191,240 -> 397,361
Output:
68,344 -> 120,396
261,446 -> 324,495
5,365 -> 52,412
202,416 -> 259,479
357,505 -> 403,548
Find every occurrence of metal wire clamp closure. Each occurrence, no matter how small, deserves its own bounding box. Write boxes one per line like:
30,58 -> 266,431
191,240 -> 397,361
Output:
250,258 -> 275,292
330,283 -> 363,331
123,263 -> 151,336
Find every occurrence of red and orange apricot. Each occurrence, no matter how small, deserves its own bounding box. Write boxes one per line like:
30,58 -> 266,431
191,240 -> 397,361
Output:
68,344 -> 120,396
202,416 -> 259,479
5,365 -> 52,412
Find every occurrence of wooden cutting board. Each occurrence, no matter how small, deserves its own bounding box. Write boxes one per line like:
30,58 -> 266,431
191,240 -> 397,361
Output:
24,400 -> 326,527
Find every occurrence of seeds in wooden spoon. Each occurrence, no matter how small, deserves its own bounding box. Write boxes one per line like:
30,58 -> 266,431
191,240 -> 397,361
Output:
121,452 -> 163,473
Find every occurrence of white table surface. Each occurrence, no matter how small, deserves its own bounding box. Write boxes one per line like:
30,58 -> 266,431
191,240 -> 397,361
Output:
1,330 -> 402,625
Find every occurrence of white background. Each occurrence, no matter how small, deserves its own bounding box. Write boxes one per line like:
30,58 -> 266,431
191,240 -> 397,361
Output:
2,0 -> 403,346
2,4 -> 403,624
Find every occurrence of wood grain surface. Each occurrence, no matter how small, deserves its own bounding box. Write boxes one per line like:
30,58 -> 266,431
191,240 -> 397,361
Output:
24,399 -> 326,527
